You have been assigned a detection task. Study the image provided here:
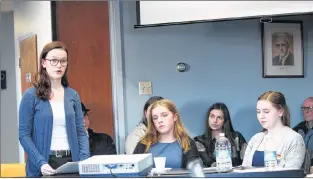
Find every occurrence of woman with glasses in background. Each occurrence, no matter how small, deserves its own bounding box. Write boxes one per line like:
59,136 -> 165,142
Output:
19,41 -> 90,177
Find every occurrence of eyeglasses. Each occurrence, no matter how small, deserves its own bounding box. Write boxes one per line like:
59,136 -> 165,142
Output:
301,106 -> 313,112
45,58 -> 68,67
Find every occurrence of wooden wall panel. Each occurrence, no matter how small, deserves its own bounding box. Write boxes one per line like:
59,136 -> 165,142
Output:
54,1 -> 114,137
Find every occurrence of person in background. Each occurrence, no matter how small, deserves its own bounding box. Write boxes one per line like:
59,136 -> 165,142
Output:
133,99 -> 200,169
242,91 -> 305,169
82,102 -> 117,155
293,97 -> 313,166
125,96 -> 164,154
194,102 -> 247,167
19,41 -> 90,177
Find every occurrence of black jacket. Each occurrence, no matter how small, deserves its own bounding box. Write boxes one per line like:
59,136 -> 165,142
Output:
133,138 -> 200,168
194,132 -> 247,167
293,121 -> 313,166
88,128 -> 117,156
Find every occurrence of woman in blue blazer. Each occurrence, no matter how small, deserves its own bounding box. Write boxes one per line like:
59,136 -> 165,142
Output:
19,41 -> 90,177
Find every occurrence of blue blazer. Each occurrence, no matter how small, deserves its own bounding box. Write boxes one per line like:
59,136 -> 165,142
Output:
19,87 -> 90,177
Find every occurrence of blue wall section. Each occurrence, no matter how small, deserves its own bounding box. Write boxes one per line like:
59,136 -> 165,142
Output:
121,1 -> 313,141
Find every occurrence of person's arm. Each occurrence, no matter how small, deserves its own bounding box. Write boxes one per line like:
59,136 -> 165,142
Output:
194,141 -> 215,167
280,134 -> 305,169
97,134 -> 117,155
241,134 -> 258,167
74,92 -> 90,160
132,142 -> 146,154
183,139 -> 201,168
237,132 -> 248,162
125,125 -> 145,154
229,132 -> 248,167
19,90 -> 46,170
105,134 -> 117,154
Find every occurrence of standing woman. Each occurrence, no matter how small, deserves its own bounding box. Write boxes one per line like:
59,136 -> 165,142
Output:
19,41 -> 90,177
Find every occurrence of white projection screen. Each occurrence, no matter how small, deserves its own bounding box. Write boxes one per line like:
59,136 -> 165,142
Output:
135,1 -> 313,27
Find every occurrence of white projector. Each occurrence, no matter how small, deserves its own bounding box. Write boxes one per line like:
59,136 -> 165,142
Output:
78,154 -> 153,177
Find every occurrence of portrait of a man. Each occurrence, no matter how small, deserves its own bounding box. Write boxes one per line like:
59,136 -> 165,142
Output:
272,32 -> 294,66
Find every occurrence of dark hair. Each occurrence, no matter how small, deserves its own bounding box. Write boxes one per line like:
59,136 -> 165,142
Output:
140,96 -> 164,126
203,102 -> 236,150
81,102 -> 90,116
34,41 -> 69,100
258,91 -> 290,130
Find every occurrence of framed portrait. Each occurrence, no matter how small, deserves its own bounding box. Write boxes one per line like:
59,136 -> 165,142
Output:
261,20 -> 304,78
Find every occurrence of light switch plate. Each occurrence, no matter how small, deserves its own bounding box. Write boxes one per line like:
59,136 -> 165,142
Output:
139,81 -> 152,95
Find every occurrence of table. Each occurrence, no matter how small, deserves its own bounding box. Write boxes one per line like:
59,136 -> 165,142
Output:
149,167 -> 306,178
43,167 -> 307,178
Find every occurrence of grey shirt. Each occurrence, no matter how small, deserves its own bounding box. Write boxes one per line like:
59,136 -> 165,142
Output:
242,127 -> 305,169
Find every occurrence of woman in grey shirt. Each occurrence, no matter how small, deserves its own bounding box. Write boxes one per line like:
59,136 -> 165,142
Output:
242,91 -> 305,169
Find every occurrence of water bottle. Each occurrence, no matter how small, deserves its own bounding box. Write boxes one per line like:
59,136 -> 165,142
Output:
263,135 -> 277,169
215,133 -> 233,172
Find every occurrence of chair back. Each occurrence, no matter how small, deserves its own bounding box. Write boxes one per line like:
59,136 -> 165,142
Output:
303,150 -> 312,175
0,163 -> 26,177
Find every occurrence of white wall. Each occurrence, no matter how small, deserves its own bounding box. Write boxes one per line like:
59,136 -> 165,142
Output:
0,11 -> 20,163
13,1 -> 52,162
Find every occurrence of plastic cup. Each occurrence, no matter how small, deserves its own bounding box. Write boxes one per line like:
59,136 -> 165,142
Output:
154,157 -> 166,173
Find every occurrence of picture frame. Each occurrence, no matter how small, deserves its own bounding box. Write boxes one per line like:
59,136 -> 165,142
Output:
261,20 -> 304,78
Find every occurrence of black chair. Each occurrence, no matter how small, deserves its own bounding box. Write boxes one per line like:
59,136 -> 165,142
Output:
303,149 -> 312,175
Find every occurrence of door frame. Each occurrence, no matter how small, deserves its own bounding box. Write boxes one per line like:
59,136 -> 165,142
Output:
17,32 -> 38,163
50,1 -> 126,154
107,1 -> 126,154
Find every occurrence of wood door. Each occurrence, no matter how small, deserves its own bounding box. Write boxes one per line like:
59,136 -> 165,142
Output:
19,34 -> 38,95
52,1 -> 114,137
19,34 -> 38,161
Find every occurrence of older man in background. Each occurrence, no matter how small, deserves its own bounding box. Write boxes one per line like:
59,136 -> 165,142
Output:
81,102 -> 117,156
293,97 -> 313,166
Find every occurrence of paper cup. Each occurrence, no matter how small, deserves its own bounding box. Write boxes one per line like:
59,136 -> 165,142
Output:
154,157 -> 166,173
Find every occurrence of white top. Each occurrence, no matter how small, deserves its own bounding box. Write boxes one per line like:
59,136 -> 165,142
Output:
50,101 -> 70,150
125,123 -> 147,154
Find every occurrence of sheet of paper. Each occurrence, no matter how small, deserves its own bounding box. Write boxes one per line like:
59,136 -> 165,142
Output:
233,167 -> 298,173
55,162 -> 79,174
306,173 -> 313,178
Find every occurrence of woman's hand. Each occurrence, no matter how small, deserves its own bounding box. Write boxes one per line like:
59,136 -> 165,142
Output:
40,164 -> 56,176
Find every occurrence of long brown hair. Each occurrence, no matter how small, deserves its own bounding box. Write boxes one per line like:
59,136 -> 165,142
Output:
204,102 -> 236,152
258,91 -> 290,130
34,41 -> 69,100
140,99 -> 191,153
